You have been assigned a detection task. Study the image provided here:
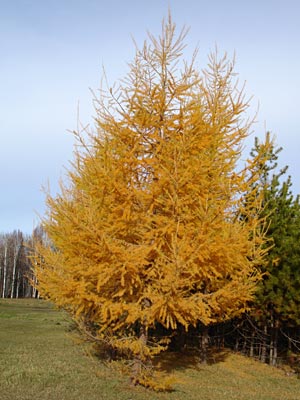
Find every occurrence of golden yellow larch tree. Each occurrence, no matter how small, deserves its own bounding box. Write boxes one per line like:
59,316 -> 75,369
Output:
34,15 -> 270,388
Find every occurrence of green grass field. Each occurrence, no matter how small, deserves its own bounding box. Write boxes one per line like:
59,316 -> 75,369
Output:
1,299 -> 300,400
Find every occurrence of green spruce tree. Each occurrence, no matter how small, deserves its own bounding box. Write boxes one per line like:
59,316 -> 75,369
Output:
248,134 -> 300,364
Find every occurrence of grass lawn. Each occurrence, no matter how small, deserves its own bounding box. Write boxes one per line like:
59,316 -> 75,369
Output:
1,298 -> 300,400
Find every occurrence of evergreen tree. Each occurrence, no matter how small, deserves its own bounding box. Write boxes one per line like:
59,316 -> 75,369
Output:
33,16 -> 270,387
246,135 -> 300,364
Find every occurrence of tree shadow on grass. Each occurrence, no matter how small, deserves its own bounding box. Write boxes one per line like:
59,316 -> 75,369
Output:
153,347 -> 230,374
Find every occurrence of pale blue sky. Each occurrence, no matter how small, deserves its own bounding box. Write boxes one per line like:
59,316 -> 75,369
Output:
1,0 -> 300,233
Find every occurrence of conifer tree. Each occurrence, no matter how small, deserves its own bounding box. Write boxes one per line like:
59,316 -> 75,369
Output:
34,15 -> 270,387
246,135 -> 300,364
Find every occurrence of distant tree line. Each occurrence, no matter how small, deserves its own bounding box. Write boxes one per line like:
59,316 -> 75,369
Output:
0,225 -> 47,299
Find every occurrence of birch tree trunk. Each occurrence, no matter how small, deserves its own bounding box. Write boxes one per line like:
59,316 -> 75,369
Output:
11,254 -> 17,299
2,243 -> 8,298
16,270 -> 21,298
10,234 -> 22,299
32,275 -> 39,298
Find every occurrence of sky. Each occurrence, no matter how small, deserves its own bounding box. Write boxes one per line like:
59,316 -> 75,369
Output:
1,0 -> 300,234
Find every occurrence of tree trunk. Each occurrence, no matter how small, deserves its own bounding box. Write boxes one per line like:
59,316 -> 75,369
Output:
2,243 -> 8,298
260,323 -> 267,363
250,330 -> 255,358
269,313 -> 279,366
200,326 -> 209,364
32,275 -> 38,298
131,324 -> 149,385
271,320 -> 279,366
16,270 -> 21,299
131,297 -> 152,385
269,323 -> 274,365
234,336 -> 239,352
10,244 -> 21,299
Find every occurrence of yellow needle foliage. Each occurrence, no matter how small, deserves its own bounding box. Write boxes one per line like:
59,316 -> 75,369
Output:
34,15 -> 270,388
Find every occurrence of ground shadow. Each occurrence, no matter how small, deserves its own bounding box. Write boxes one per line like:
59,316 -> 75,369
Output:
153,347 -> 230,374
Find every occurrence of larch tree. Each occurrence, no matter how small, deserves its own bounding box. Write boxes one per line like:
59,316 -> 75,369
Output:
34,16 -> 270,387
